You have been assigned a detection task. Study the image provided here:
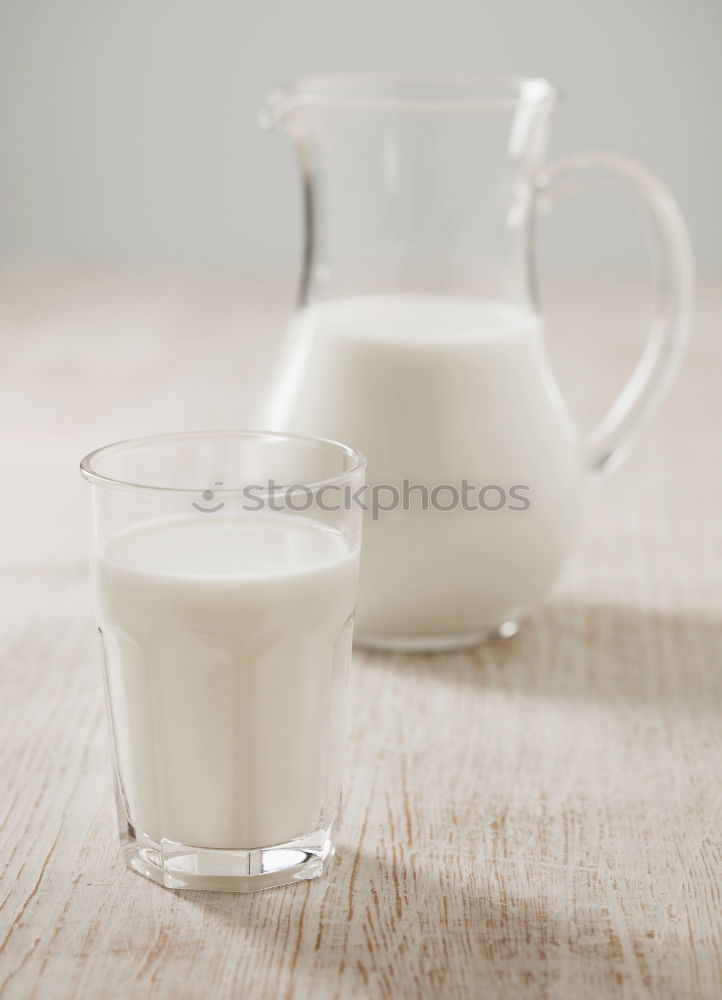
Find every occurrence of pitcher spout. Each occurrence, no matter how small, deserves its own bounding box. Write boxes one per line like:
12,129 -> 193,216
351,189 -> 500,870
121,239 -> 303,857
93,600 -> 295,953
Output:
259,84 -> 295,131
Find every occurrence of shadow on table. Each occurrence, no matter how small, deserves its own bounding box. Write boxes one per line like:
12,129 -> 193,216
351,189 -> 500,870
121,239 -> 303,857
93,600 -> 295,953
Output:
358,601 -> 722,715
172,844 -> 710,997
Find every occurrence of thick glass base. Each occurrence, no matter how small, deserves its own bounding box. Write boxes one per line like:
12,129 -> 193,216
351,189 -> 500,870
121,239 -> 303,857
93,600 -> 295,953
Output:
354,619 -> 520,653
121,826 -> 333,892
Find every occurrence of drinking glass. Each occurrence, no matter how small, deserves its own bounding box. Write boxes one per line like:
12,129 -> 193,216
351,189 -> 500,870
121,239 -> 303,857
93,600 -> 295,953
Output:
81,430 -> 364,891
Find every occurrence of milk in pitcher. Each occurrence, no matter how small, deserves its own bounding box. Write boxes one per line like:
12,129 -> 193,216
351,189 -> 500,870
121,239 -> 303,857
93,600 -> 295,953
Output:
264,294 -> 584,643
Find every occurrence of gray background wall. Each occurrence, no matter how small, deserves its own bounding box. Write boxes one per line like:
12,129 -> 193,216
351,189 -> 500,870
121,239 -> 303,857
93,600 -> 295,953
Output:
1,0 -> 720,275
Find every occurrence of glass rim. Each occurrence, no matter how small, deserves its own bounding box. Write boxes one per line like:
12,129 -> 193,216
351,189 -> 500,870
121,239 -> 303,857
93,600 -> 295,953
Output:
262,73 -> 558,125
79,429 -> 366,495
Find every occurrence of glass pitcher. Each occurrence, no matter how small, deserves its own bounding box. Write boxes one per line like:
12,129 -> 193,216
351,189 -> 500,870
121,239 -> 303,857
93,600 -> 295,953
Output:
260,75 -> 693,651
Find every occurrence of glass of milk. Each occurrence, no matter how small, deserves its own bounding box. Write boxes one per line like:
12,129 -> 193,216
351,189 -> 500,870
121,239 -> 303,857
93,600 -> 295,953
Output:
81,430 -> 365,892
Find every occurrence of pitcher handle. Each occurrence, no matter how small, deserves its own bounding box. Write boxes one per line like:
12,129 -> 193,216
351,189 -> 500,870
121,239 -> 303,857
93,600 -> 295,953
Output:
535,152 -> 694,477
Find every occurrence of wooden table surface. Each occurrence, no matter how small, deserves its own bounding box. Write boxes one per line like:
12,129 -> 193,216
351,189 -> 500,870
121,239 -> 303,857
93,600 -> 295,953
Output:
1,265 -> 721,999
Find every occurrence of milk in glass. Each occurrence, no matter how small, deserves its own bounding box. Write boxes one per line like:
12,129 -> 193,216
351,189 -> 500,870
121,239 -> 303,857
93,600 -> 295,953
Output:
96,513 -> 358,849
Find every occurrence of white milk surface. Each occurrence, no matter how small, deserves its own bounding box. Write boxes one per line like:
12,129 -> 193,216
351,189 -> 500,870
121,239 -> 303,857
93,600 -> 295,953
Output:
96,513 -> 358,849
264,295 -> 584,637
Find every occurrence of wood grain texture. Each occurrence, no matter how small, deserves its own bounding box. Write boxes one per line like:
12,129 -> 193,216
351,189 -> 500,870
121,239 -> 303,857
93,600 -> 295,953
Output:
1,265 -> 721,999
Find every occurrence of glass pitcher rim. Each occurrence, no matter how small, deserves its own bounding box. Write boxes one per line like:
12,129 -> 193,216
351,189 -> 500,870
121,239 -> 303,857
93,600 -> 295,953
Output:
262,73 -> 558,126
